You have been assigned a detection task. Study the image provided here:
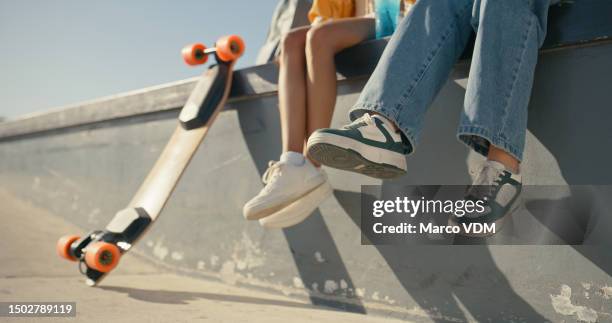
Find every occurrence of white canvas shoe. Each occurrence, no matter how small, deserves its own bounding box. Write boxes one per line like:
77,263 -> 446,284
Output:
243,152 -> 326,220
259,180 -> 332,229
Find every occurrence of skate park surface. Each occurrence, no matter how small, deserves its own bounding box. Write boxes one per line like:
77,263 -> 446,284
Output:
0,188 -> 410,323
1,1 -> 612,322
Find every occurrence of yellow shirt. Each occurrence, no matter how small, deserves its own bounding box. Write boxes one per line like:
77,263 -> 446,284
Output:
308,0 -> 355,24
308,0 -> 416,24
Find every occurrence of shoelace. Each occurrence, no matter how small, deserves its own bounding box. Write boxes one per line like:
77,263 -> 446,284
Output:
467,162 -> 504,201
262,160 -> 282,186
360,113 -> 375,125
344,113 -> 375,129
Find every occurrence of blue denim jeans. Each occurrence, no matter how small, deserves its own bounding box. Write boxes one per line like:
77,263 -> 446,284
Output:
350,0 -> 551,161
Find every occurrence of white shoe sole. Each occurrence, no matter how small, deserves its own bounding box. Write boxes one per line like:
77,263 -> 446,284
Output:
307,132 -> 407,179
259,181 -> 332,229
244,175 -> 325,221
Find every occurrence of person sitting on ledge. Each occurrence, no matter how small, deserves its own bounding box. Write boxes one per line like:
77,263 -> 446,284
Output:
243,0 -> 413,229
306,0 -> 555,236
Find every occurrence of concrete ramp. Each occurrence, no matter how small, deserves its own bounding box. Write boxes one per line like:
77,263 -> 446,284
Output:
1,1 -> 612,322
0,188 -> 409,323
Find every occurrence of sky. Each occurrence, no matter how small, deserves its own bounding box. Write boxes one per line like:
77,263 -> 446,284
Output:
0,0 -> 279,119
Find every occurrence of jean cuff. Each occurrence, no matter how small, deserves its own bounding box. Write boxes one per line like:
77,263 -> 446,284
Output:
457,125 -> 523,161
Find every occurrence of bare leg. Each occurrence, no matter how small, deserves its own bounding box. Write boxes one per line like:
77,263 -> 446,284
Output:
304,18 -> 375,160
278,26 -> 310,153
488,145 -> 520,173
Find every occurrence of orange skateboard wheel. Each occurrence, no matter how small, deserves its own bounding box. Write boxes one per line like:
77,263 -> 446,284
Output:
215,35 -> 245,62
182,43 -> 208,66
57,235 -> 80,261
84,242 -> 121,273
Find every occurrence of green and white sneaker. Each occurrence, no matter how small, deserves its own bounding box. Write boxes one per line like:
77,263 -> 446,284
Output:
451,160 -> 523,237
306,113 -> 409,179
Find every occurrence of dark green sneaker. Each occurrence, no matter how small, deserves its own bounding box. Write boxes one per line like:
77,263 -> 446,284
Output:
452,160 -> 523,237
306,113 -> 410,179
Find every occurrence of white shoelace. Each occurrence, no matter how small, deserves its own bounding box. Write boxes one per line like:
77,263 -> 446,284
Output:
342,113 -> 375,130
360,113 -> 375,125
349,113 -> 399,138
355,113 -> 375,126
262,161 -> 282,186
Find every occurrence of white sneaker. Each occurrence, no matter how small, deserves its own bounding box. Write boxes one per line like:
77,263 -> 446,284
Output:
259,180 -> 332,229
243,152 -> 326,220
449,160 -> 523,237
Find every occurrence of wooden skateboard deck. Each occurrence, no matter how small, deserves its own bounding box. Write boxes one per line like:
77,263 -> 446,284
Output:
56,35 -> 245,286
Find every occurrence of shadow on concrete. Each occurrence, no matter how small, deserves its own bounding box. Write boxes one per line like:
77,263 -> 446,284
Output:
232,74 -> 547,320
233,41 -> 612,320
523,187 -> 612,276
525,49 -> 612,275
333,189 -> 548,322
101,285 -> 325,310
236,102 -> 367,314
527,44 -> 612,186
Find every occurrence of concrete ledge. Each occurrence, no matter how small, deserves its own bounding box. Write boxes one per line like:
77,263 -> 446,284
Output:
0,0 -> 611,141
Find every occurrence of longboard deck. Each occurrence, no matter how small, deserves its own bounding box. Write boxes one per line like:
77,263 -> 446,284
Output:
84,60 -> 235,286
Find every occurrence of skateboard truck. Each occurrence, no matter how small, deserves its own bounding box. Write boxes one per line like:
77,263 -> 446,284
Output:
57,208 -> 152,271
179,36 -> 245,130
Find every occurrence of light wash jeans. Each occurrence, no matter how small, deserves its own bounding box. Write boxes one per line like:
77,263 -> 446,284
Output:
350,0 -> 551,161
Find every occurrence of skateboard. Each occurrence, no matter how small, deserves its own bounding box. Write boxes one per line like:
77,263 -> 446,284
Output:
56,35 -> 245,286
